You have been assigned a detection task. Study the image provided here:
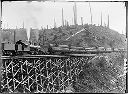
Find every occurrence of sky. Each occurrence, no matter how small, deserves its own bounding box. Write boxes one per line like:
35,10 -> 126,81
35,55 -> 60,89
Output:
2,1 -> 126,35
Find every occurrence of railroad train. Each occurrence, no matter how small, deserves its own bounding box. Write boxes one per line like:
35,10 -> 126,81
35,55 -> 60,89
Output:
1,40 -> 126,56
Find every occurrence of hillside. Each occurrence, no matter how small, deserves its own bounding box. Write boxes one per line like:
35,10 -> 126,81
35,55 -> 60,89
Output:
39,24 -> 126,49
38,24 -> 126,93
1,24 -> 126,49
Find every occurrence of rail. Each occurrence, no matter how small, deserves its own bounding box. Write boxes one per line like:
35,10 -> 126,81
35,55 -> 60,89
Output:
1,54 -> 96,59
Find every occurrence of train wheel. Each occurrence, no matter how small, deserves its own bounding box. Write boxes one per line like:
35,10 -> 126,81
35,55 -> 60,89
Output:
2,50 -> 6,56
27,51 -> 32,55
10,51 -> 14,56
17,51 -> 23,56
61,52 -> 65,55
20,52 -> 23,55
7,51 -> 12,56
31,51 -> 35,55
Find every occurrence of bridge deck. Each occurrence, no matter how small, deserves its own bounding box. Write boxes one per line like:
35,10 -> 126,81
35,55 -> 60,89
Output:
1,54 -> 96,59
54,49 -> 126,54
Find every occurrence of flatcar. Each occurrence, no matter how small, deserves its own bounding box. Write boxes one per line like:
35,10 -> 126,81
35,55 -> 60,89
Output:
58,45 -> 69,48
118,48 -> 125,51
2,40 -> 122,56
29,45 -> 41,55
114,48 -> 118,51
106,48 -> 112,51
98,47 -> 106,51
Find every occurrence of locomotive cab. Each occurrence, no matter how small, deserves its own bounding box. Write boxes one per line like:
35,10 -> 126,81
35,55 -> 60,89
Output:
15,40 -> 30,55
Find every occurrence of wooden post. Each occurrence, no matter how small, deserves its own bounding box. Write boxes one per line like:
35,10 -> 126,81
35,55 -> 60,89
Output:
0,1 -> 2,91
73,2 -> 77,26
107,14 -> 109,28
74,2 -> 77,25
101,12 -> 102,26
66,20 -> 68,26
73,5 -> 76,26
62,8 -> 64,27
23,21 -> 24,29
54,18 -> 56,28
125,1 -> 128,93
89,2 -> 93,25
65,20 -> 67,26
47,25 -> 48,29
14,30 -> 16,44
81,17 -> 83,26
72,18 -> 74,25
126,2 -> 128,38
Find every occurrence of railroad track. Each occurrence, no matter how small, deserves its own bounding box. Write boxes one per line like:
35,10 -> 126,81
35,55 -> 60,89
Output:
1,54 -> 96,59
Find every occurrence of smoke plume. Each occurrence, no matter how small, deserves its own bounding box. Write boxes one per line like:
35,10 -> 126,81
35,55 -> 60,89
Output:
15,2 -> 43,41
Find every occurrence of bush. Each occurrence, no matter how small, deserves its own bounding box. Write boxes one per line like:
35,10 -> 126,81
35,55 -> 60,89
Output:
74,53 -> 125,93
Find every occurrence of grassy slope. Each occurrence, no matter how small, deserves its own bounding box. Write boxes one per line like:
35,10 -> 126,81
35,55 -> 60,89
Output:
39,24 -> 126,49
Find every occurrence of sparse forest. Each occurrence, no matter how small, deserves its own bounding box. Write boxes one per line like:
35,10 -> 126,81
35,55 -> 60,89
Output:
38,24 -> 126,49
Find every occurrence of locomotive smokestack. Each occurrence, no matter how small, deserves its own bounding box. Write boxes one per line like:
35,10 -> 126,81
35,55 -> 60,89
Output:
26,27 -> 30,41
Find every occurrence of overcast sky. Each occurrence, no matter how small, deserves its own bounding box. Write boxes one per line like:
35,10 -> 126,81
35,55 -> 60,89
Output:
2,1 -> 126,34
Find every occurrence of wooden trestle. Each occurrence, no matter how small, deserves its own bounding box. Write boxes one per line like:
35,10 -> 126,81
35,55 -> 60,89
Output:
1,54 -> 95,93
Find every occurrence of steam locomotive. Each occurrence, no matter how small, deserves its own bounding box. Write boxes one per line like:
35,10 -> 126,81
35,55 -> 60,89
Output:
1,40 -> 47,56
1,40 -> 68,56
